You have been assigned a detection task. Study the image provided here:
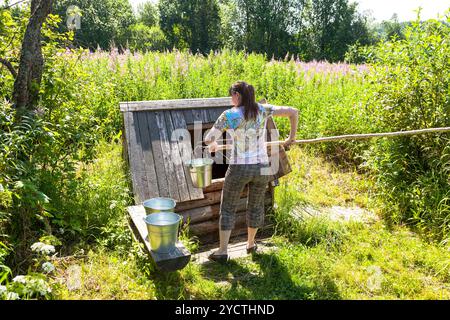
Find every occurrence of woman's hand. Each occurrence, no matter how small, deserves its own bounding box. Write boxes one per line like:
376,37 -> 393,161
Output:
272,106 -> 299,151
283,137 -> 296,149
208,141 -> 219,153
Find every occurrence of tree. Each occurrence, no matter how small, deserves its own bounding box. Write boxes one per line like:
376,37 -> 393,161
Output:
13,0 -> 53,110
221,0 -> 371,61
137,1 -> 159,27
159,0 -> 221,54
230,0 -> 303,58
121,23 -> 168,52
305,0 -> 371,61
53,0 -> 135,50
379,14 -> 407,41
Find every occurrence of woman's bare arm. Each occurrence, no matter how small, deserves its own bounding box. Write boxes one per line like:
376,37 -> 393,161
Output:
271,105 -> 299,146
204,127 -> 222,145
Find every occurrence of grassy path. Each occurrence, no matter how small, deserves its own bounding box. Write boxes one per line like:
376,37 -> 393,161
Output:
50,146 -> 450,300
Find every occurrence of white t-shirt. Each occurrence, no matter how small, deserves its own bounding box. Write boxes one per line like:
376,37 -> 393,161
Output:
212,103 -> 274,164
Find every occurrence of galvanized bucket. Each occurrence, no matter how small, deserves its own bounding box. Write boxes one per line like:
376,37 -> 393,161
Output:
185,158 -> 214,188
143,197 -> 176,215
143,212 -> 182,253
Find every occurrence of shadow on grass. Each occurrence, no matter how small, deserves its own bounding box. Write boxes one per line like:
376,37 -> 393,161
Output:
147,266 -> 188,299
199,251 -> 342,300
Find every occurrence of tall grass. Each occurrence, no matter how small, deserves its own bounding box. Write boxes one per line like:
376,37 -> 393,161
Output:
33,41 -> 449,241
36,49 -> 371,144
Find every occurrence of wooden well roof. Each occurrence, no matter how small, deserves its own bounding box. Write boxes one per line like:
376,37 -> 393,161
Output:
120,97 -> 233,204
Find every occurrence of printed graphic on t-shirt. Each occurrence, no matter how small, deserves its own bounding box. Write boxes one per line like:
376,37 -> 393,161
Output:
212,103 -> 274,164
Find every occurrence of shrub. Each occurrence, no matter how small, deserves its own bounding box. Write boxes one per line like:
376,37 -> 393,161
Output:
362,13 -> 450,240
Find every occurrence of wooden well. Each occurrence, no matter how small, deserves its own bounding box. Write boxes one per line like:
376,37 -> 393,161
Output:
120,97 -> 291,250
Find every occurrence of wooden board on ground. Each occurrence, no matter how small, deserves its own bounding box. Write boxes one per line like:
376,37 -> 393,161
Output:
127,205 -> 191,272
192,238 -> 278,265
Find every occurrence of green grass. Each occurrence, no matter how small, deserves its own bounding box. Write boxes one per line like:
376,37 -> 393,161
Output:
49,143 -> 450,300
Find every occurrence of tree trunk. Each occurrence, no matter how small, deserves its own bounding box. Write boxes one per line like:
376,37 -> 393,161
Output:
9,0 -> 53,273
13,0 -> 53,110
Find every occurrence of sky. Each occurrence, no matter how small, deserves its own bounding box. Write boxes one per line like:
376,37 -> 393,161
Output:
129,0 -> 449,22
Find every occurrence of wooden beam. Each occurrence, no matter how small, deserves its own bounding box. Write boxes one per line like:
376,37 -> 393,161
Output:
180,197 -> 248,225
186,196 -> 272,236
203,178 -> 225,193
266,127 -> 450,146
120,97 -> 232,112
175,186 -> 249,212
176,189 -> 226,212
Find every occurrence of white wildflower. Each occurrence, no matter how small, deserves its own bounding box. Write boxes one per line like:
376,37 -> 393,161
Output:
31,242 -> 45,252
13,275 -> 27,284
31,242 -> 55,255
0,285 -> 7,295
109,200 -> 117,209
42,244 -> 55,255
42,262 -> 55,274
6,292 -> 20,300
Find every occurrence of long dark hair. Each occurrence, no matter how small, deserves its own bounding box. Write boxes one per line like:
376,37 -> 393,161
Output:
229,81 -> 259,121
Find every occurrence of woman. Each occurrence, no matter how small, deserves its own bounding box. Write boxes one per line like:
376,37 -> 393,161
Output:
204,80 -> 299,263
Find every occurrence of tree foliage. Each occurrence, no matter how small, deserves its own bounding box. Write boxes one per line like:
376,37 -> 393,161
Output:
137,1 -> 159,27
220,0 -> 371,61
159,0 -> 221,54
53,0 -> 135,50
363,13 -> 450,240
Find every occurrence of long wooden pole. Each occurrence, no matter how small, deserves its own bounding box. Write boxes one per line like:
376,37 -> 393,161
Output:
215,127 -> 450,151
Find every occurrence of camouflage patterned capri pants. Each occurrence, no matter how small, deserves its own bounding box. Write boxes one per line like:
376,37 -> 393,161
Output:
219,163 -> 271,231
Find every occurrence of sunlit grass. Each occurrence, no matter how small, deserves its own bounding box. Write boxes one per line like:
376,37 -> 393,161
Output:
276,146 -> 375,209
50,145 -> 450,300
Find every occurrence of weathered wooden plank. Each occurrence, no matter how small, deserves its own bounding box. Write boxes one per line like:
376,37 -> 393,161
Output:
193,238 -> 276,264
176,190 -> 222,212
154,111 -> 181,201
121,113 -> 129,171
136,111 -> 160,201
207,107 -> 227,124
186,196 -> 272,235
146,112 -> 171,198
203,178 -> 225,193
188,210 -> 248,236
200,108 -> 210,124
120,97 -> 233,112
191,203 -> 275,244
180,197 -> 248,225
175,186 -> 249,212
182,109 -> 194,125
191,109 -> 207,124
127,112 -> 150,203
188,110 -> 209,158
164,111 -> 191,202
122,112 -> 139,203
170,110 -> 204,200
127,205 -> 190,272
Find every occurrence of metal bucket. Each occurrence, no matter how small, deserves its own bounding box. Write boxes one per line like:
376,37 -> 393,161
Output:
143,212 -> 182,253
143,197 -> 177,215
186,158 -> 214,188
